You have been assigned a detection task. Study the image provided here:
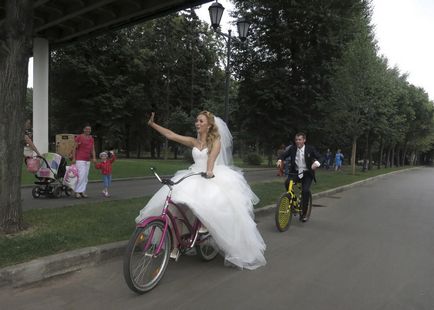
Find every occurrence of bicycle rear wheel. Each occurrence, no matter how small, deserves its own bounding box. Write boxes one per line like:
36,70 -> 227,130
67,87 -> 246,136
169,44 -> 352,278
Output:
275,193 -> 293,232
196,234 -> 219,261
123,221 -> 171,294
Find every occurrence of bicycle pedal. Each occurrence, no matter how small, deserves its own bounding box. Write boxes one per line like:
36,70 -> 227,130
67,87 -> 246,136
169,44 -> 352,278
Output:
170,248 -> 180,261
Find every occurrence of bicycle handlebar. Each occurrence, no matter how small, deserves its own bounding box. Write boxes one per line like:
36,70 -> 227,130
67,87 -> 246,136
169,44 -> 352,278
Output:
286,172 -> 305,178
150,168 -> 213,187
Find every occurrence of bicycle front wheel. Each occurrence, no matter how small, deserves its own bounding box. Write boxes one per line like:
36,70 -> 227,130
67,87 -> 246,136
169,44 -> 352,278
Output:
275,193 -> 293,232
123,221 -> 171,294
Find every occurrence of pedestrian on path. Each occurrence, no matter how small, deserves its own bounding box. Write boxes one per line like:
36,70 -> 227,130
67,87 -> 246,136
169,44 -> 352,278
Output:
335,149 -> 344,171
95,151 -> 116,197
72,124 -> 96,198
276,144 -> 286,176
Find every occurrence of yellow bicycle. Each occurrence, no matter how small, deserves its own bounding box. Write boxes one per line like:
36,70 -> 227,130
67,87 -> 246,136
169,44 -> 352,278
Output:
275,173 -> 312,232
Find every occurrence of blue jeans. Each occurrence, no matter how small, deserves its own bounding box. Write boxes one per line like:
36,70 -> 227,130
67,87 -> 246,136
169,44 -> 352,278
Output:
103,175 -> 112,188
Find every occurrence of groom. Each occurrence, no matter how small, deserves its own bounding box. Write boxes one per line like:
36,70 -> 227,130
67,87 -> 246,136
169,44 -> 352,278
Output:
277,132 -> 322,222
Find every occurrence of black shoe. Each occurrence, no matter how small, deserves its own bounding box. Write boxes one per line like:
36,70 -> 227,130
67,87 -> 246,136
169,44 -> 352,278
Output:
301,216 -> 308,222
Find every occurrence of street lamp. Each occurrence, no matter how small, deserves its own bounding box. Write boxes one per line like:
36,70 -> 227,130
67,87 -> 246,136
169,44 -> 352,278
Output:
208,1 -> 250,123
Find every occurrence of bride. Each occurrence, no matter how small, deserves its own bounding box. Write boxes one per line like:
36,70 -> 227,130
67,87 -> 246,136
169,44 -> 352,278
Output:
136,111 -> 266,270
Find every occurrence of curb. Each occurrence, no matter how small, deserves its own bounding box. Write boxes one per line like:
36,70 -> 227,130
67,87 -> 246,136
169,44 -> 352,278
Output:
3,167 -> 417,288
0,241 -> 127,288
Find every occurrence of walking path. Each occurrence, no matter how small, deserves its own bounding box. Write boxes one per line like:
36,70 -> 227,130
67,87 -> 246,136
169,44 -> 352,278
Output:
22,168 -> 278,210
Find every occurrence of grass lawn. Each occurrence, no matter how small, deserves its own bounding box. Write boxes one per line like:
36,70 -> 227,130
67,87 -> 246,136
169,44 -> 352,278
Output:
4,165 -> 413,268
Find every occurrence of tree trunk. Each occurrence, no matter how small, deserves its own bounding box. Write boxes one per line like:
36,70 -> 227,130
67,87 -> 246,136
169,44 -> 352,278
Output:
396,146 -> 401,167
0,0 -> 33,233
125,124 -> 130,158
385,148 -> 391,168
150,138 -> 156,159
156,140 -> 161,159
163,138 -> 169,160
377,137 -> 383,169
163,74 -> 171,160
410,150 -> 416,166
351,136 -> 357,175
137,139 -> 141,159
391,145 -> 395,167
401,143 -> 408,166
368,138 -> 373,170
362,131 -> 369,172
173,145 -> 178,160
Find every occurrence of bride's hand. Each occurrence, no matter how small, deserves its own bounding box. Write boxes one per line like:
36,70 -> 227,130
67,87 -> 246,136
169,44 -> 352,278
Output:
206,171 -> 215,178
148,112 -> 155,126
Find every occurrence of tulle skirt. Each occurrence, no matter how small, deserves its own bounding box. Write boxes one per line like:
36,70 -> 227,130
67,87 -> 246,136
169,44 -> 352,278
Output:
136,164 -> 266,270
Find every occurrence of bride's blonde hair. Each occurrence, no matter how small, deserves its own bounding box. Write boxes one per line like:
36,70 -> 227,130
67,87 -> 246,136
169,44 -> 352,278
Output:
198,111 -> 220,153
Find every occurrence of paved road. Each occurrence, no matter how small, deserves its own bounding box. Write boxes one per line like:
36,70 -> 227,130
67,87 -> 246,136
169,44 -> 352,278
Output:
22,168 -> 280,210
4,168 -> 434,309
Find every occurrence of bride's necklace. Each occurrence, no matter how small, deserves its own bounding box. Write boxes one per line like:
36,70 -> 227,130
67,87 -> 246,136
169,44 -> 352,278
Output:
197,139 -> 207,150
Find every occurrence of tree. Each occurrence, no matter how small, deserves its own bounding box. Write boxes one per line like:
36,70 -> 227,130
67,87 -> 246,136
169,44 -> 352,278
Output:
231,0 -> 368,156
0,0 -> 33,233
50,12 -> 223,158
320,10 -> 378,174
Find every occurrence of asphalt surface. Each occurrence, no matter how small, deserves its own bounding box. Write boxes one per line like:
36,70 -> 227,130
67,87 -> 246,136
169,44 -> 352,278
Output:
21,168 -> 280,210
2,167 -> 434,309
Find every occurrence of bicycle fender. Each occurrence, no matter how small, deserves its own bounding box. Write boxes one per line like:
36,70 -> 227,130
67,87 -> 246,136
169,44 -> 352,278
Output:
136,216 -> 166,228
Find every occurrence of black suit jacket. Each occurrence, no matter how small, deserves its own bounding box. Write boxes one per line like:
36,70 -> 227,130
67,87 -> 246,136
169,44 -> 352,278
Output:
279,145 -> 322,176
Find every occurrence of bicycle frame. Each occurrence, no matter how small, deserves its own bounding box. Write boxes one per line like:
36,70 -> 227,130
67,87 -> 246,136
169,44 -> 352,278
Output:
286,173 -> 303,213
136,171 -> 204,257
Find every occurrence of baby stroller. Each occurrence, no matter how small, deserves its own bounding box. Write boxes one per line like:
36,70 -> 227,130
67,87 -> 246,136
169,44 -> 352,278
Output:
27,152 -> 73,198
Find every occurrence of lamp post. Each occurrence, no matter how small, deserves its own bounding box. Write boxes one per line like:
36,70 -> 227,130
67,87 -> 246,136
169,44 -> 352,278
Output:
208,1 -> 250,123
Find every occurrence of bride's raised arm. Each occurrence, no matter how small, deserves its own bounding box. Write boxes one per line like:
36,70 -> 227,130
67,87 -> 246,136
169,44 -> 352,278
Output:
147,112 -> 196,148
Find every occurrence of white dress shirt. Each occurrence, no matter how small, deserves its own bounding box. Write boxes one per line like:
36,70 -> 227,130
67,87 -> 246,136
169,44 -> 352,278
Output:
296,145 -> 320,178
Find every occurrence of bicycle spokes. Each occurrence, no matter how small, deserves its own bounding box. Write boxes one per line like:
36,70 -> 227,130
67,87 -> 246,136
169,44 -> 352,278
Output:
123,221 -> 171,294
275,194 -> 293,232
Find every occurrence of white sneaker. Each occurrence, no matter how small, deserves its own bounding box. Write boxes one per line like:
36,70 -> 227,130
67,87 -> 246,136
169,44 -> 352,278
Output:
198,225 -> 208,234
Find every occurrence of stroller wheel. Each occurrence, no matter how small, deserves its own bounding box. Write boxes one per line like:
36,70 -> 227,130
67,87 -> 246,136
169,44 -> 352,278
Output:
51,186 -> 62,199
64,187 -> 74,197
31,187 -> 41,199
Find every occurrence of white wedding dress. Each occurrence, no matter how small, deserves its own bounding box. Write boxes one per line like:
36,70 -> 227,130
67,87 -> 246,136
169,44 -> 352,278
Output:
135,146 -> 266,270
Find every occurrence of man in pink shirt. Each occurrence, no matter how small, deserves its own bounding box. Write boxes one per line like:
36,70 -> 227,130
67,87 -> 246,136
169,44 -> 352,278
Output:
72,124 -> 96,198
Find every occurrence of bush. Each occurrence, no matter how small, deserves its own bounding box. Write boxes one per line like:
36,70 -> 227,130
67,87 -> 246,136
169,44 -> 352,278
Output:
243,153 -> 263,166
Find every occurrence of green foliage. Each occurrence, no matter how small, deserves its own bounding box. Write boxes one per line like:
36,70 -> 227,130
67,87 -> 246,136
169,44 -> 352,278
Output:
49,10 -> 224,156
243,153 -> 263,165
45,1 -> 434,166
231,0 -> 369,151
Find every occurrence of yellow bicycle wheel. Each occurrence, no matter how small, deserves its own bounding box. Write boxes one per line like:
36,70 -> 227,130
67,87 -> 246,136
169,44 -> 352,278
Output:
275,193 -> 293,232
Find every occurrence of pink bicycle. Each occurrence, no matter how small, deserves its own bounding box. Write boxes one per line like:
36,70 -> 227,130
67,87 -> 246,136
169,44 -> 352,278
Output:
123,168 -> 219,294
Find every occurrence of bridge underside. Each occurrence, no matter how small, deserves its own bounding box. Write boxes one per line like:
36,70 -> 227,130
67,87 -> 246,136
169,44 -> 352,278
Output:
1,0 -> 211,47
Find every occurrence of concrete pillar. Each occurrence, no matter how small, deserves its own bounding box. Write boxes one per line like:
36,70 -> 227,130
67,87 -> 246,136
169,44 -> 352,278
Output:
33,37 -> 49,154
